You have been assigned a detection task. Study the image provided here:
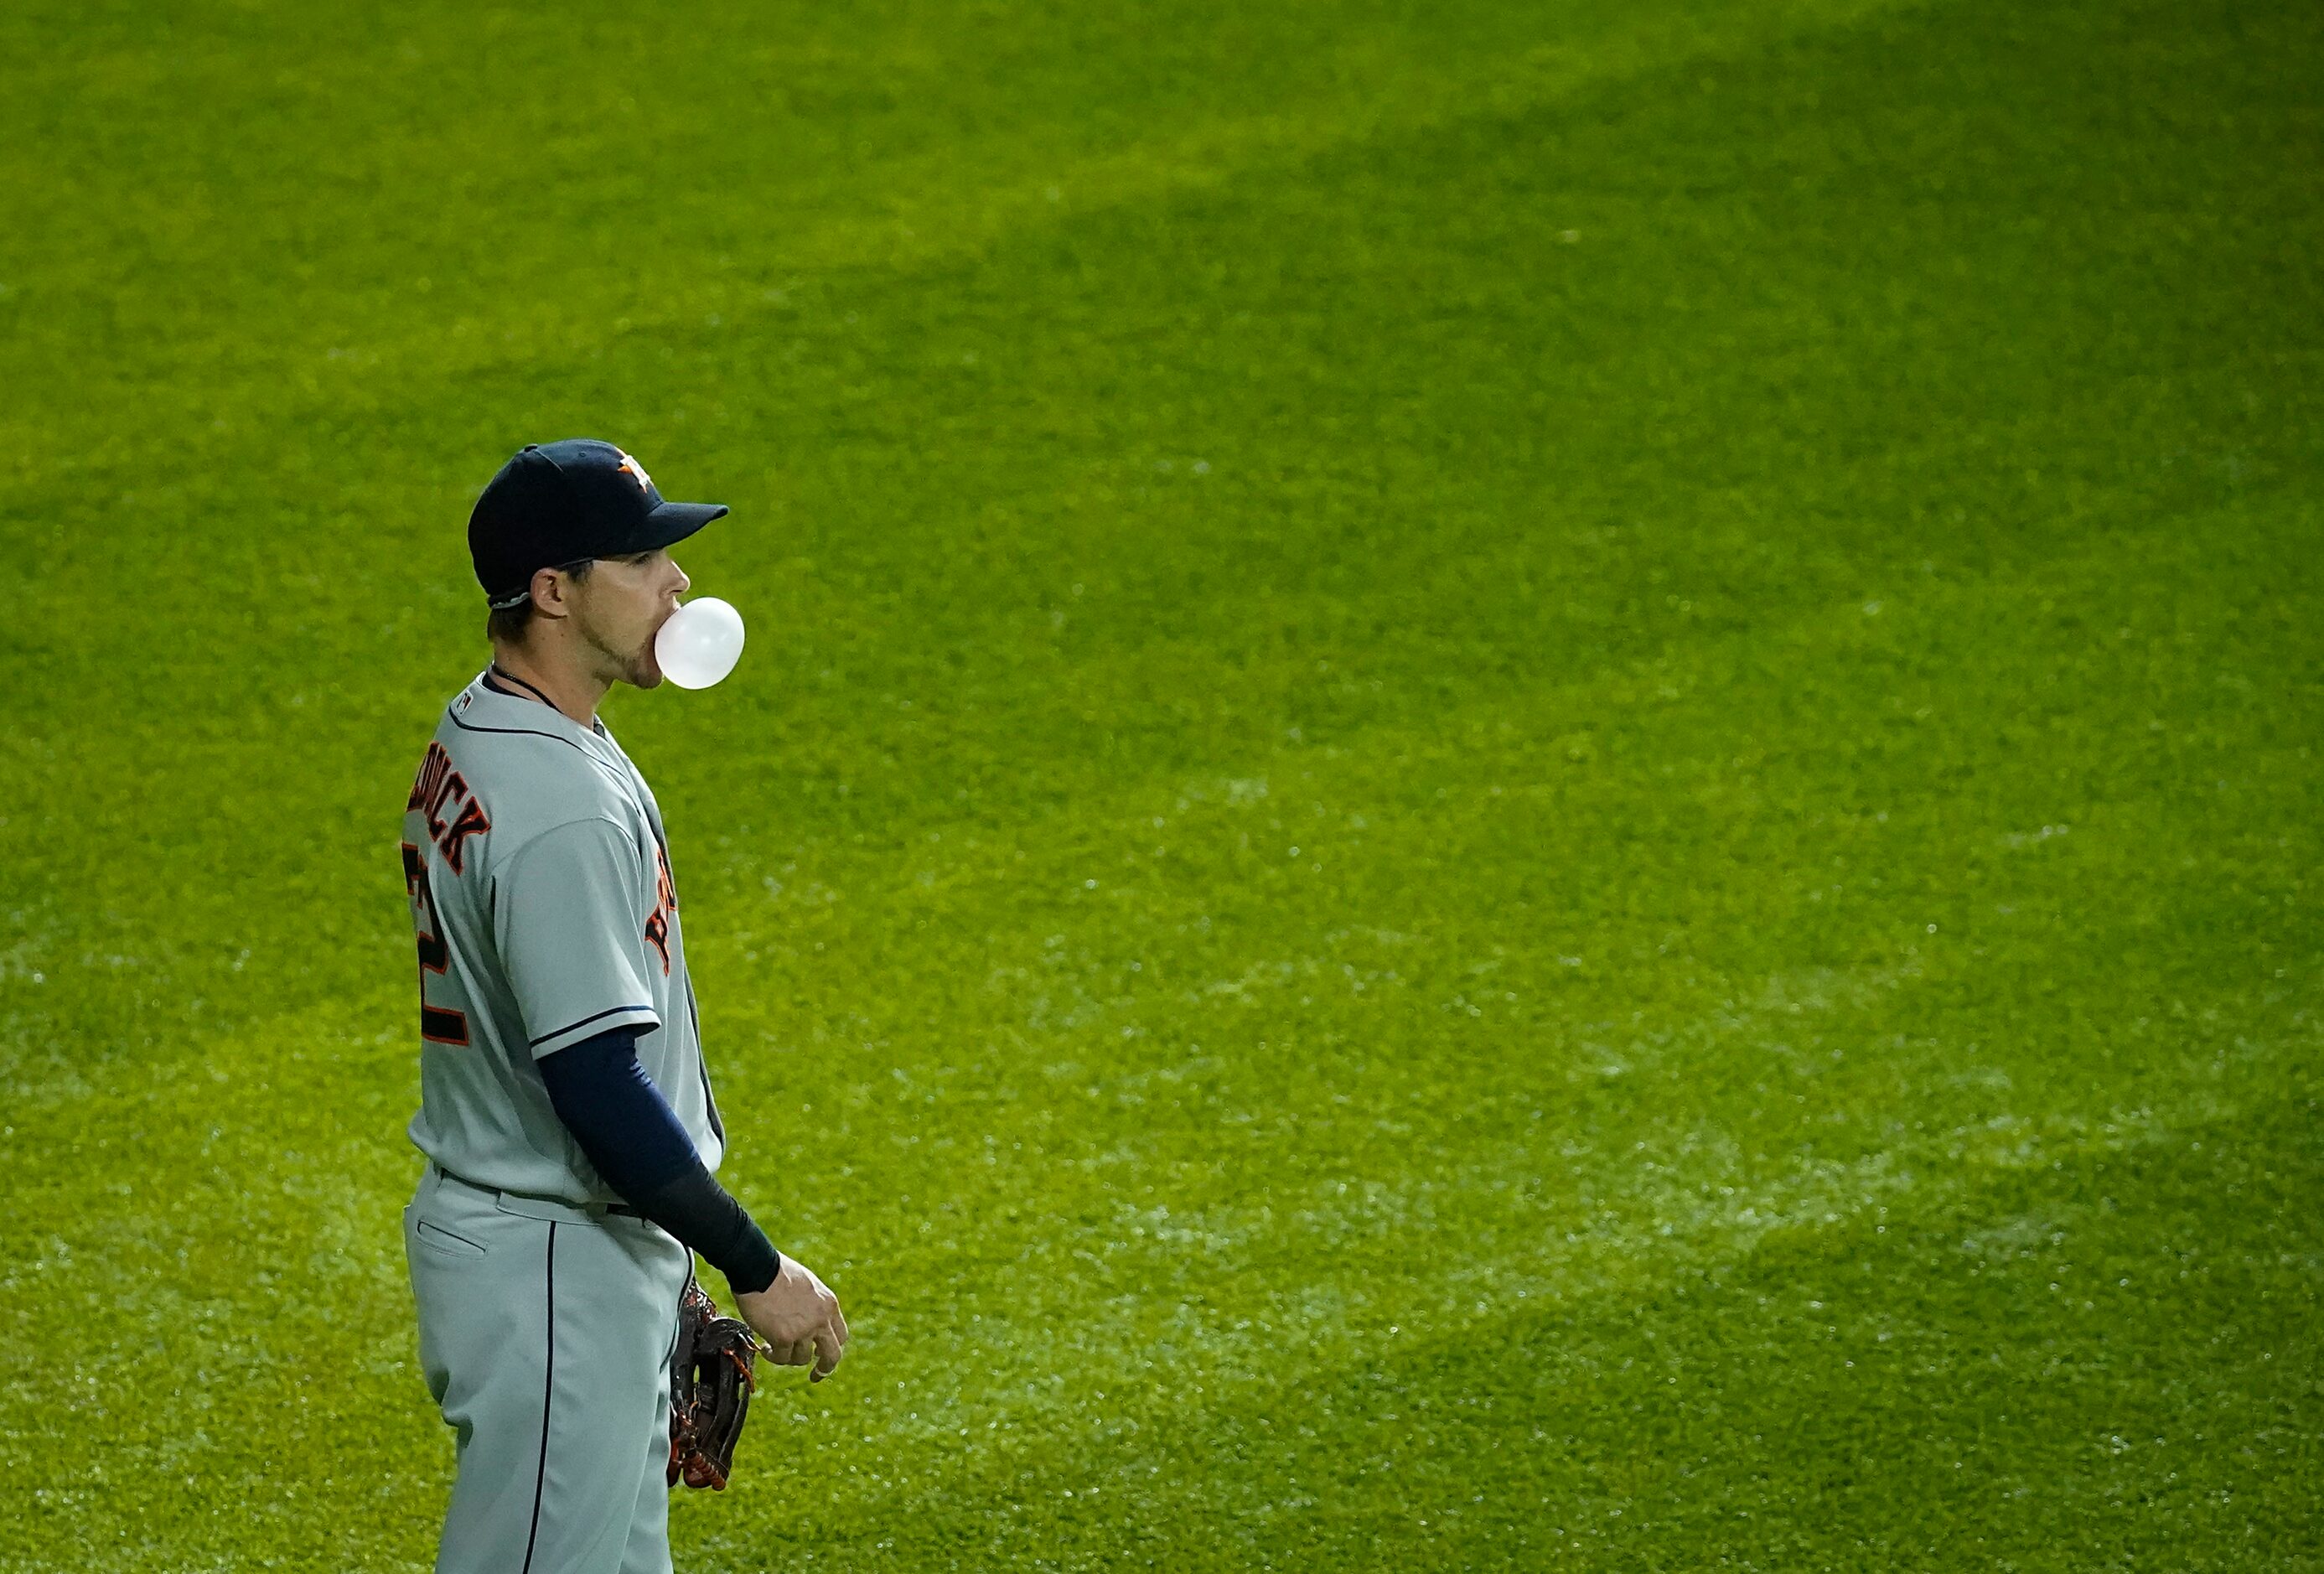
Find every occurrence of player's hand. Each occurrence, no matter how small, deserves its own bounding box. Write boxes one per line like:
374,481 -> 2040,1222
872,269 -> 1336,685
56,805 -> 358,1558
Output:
734,1256 -> 849,1382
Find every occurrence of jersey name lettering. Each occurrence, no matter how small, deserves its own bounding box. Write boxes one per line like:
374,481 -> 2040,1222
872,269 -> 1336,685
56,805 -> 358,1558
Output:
645,844 -> 678,975
406,740 -> 493,874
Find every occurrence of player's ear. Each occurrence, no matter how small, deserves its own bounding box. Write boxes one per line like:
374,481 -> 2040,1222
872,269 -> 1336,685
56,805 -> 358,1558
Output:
529,564 -> 576,621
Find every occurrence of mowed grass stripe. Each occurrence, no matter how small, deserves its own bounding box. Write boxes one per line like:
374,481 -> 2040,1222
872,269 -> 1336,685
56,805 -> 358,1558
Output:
757,1088 -> 2321,1571
0,0 -> 1913,464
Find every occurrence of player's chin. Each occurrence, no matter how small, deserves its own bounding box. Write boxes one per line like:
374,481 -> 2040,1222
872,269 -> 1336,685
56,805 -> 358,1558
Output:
628,646 -> 665,689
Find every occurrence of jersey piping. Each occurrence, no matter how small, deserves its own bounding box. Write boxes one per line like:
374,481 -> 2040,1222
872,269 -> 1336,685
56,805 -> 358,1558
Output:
529,1002 -> 659,1048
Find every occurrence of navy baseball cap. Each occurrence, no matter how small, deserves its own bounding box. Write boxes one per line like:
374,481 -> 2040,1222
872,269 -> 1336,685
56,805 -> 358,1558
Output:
470,439 -> 728,609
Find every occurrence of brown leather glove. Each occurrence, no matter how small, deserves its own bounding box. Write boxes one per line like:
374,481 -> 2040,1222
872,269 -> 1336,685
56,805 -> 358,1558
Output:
667,1277 -> 766,1490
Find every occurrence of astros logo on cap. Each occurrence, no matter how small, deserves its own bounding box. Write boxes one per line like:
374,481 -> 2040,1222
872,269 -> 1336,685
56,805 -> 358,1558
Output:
615,450 -> 654,494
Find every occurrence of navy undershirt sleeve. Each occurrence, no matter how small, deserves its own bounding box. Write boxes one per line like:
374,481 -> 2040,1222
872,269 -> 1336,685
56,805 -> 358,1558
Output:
538,1026 -> 784,1293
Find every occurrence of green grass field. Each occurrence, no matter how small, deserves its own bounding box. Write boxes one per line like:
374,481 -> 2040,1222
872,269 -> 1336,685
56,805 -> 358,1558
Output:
4,0 -> 2321,1567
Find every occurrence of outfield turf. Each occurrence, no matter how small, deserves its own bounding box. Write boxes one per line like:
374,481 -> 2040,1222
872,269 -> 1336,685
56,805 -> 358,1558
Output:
3,0 -> 2321,1567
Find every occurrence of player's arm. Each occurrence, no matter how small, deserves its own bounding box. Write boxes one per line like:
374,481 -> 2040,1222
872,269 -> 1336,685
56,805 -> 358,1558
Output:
539,1027 -> 782,1289
499,819 -> 847,1376
538,1029 -> 846,1377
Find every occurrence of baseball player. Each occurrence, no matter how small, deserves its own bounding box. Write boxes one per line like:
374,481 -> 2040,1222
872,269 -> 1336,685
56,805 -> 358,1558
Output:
397,438 -> 846,1573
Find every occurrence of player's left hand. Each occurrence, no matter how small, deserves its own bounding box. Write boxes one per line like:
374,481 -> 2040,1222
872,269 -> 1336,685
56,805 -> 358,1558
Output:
735,1255 -> 848,1382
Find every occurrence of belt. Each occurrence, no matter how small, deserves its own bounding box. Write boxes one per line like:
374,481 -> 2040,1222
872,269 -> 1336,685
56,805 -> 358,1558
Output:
430,1162 -> 642,1219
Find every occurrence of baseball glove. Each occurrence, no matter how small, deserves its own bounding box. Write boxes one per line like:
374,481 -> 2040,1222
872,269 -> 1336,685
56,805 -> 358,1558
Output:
668,1277 -> 766,1490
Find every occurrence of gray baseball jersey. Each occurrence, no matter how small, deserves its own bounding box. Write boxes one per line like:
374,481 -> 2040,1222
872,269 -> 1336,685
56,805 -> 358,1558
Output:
400,665 -> 725,1203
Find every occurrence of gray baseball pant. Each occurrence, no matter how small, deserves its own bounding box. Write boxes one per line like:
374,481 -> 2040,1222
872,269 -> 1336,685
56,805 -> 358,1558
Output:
404,1163 -> 693,1574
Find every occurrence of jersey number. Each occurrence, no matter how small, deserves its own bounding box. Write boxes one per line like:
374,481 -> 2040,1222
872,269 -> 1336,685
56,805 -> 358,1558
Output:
401,841 -> 470,1045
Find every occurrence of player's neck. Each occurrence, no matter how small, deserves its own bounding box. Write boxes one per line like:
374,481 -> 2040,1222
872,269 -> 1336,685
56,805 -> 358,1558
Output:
488,641 -> 609,730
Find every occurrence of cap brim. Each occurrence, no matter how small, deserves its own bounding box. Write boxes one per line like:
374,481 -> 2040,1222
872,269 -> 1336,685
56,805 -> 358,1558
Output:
638,500 -> 728,551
